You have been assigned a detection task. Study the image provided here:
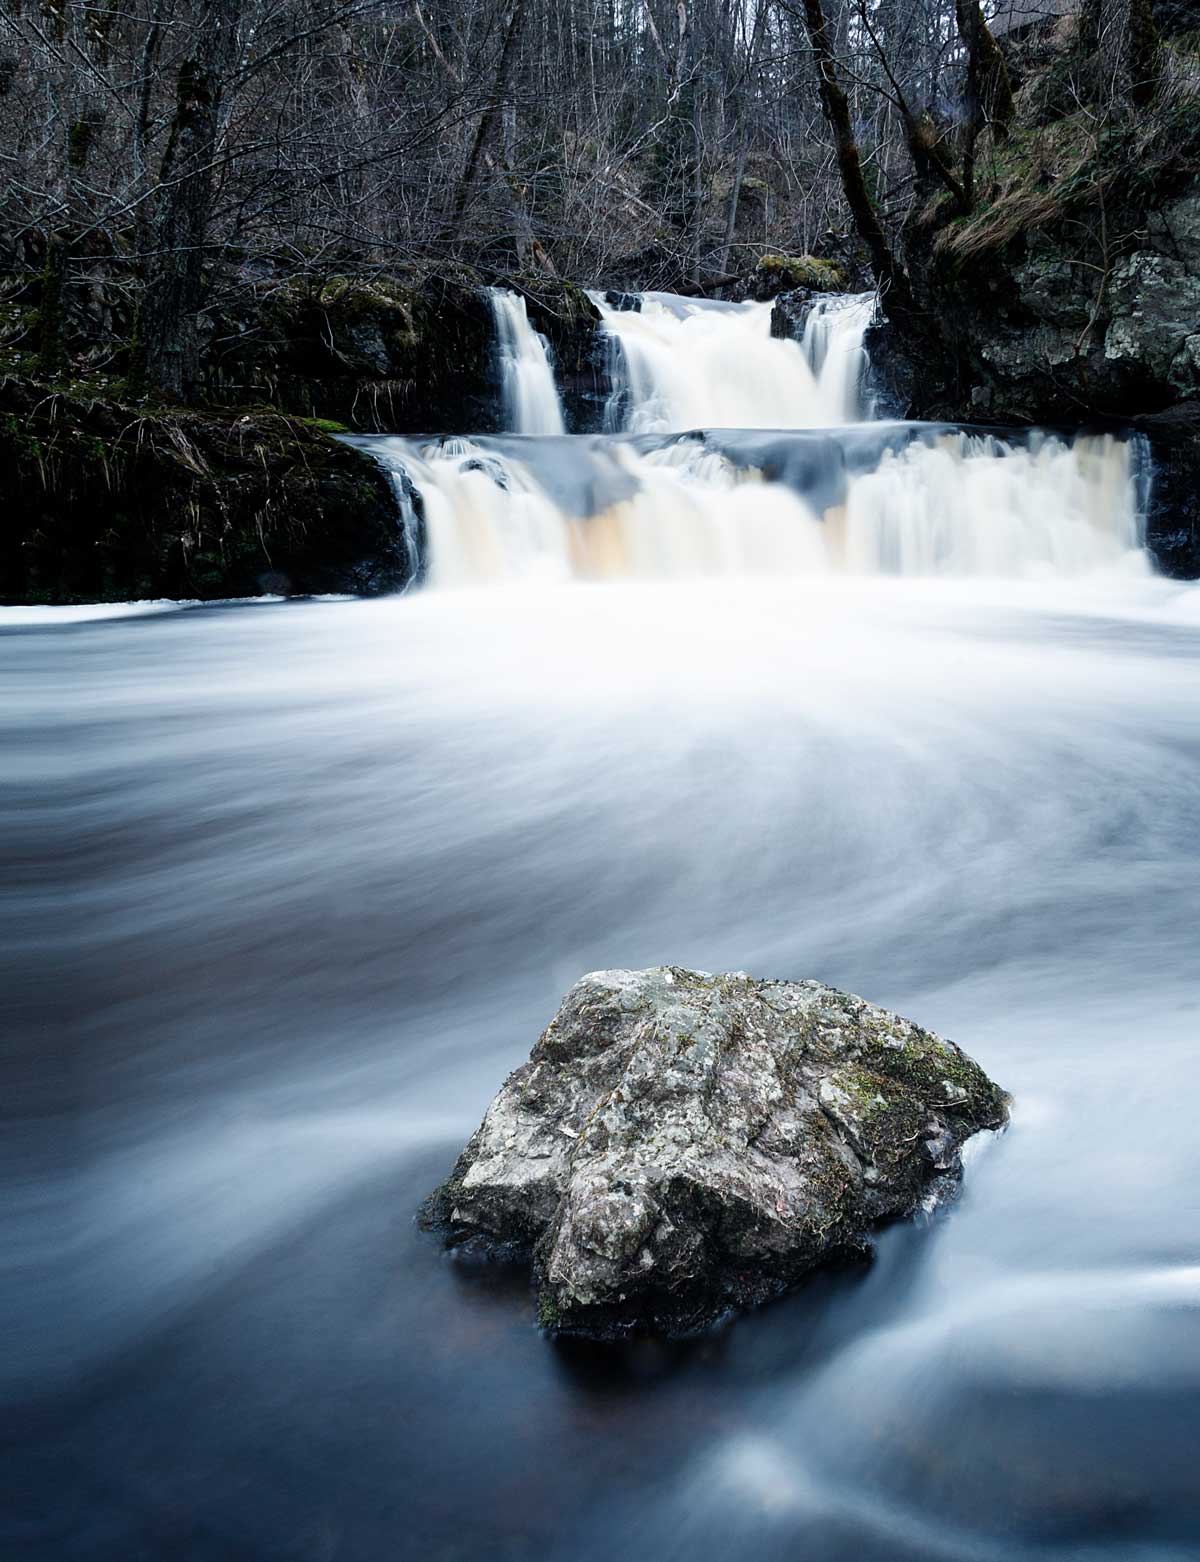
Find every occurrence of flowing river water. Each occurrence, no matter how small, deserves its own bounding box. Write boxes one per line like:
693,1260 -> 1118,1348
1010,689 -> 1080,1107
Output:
8,293 -> 1200,1561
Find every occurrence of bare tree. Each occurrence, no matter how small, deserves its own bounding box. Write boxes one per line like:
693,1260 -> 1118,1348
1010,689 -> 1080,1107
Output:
134,0 -> 244,395
0,0 -> 1180,399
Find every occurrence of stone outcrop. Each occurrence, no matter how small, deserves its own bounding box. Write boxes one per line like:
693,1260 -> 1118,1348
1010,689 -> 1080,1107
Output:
203,273 -> 603,435
753,253 -> 848,297
883,182 -> 1200,429
506,280 -> 606,432
0,381 -> 408,604
202,273 -> 501,434
769,288 -> 818,341
423,967 -> 1008,1339
867,23 -> 1200,575
0,266 -> 615,603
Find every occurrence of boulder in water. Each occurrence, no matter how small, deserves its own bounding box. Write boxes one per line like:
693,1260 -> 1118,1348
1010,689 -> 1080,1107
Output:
422,967 -> 1008,1339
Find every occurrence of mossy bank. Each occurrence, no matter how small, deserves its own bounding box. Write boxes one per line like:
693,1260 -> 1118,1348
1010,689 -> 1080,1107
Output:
869,12 -> 1200,575
0,381 -> 408,604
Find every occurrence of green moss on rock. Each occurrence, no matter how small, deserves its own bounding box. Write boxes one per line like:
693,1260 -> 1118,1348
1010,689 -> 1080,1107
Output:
423,967 -> 1009,1340
757,254 -> 848,291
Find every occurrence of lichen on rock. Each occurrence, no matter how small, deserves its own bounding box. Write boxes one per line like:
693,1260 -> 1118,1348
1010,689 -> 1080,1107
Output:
422,967 -> 1009,1339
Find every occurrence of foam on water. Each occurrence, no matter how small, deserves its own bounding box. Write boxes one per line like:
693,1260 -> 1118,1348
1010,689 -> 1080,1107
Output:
590,290 -> 873,432
10,575 -> 1200,1560
356,291 -> 1149,588
357,426 -> 1146,588
11,279 -> 1196,1562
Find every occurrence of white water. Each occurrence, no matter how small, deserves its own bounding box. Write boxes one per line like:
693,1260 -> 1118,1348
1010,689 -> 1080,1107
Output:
360,290 -> 1148,589
489,288 -> 566,435
799,295 -> 875,422
362,427 -> 1144,589
12,571 -> 1200,1560
840,432 -> 1145,578
591,291 -> 874,432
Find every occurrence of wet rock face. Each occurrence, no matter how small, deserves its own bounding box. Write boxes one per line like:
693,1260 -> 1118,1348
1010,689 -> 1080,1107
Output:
512,280 -> 606,433
204,274 -> 501,435
423,967 -> 1008,1339
769,288 -> 815,342
875,176 -> 1200,577
0,382 -> 409,604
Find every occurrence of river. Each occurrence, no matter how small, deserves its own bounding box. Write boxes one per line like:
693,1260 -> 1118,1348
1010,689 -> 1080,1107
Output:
8,293 -> 1200,1561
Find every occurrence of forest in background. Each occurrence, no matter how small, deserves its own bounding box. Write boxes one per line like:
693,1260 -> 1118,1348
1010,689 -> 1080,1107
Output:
1,0 -> 1197,398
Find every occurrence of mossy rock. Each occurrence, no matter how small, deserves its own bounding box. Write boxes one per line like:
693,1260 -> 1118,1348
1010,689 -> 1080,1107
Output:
0,379 -> 411,604
201,269 -> 501,434
497,277 -> 602,374
423,967 -> 1008,1340
756,254 -> 849,293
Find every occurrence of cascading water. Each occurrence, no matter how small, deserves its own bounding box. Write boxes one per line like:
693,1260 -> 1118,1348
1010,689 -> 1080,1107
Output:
799,295 -> 875,422
840,432 -> 1145,577
354,286 -> 1149,588
489,288 -> 566,435
356,425 -> 1145,588
589,291 -> 873,432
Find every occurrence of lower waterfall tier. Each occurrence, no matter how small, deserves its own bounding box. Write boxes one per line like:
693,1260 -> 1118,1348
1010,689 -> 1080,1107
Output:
351,424 -> 1147,588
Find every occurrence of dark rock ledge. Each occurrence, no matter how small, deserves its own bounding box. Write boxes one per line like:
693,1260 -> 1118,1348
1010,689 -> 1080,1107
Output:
422,967 -> 1009,1339
0,380 -> 407,604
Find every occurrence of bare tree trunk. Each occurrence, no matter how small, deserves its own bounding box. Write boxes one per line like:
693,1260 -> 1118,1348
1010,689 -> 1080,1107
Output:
1127,0 -> 1160,105
691,71 -> 705,282
135,0 -> 243,398
1080,0 -> 1159,103
445,0 -> 528,246
795,0 -> 915,318
853,0 -> 968,209
954,0 -> 1013,188
717,0 -> 768,277
36,231 -> 69,377
718,124 -> 749,274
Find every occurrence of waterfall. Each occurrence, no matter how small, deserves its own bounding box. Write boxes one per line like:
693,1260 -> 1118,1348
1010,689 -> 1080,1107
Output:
356,426 -> 1146,589
590,290 -> 872,432
840,432 -> 1144,577
355,285 -> 1149,589
489,289 -> 566,435
799,295 -> 875,423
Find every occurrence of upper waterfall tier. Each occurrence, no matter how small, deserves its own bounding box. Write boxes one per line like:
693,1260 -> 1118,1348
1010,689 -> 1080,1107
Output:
489,289 -> 566,436
590,291 -> 874,433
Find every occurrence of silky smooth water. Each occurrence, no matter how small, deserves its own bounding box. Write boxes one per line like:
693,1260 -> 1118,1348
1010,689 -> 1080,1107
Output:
360,427 -> 1145,588
490,289 -> 566,436
591,291 -> 874,431
362,294 -> 1145,588
8,575 -> 1200,1561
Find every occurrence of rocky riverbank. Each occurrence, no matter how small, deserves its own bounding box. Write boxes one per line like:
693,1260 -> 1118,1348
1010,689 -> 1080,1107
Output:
203,274 -> 605,435
862,12 -> 1200,575
3,202 -> 1198,604
0,257 -> 847,604
0,381 -> 406,604
0,267 -> 614,603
